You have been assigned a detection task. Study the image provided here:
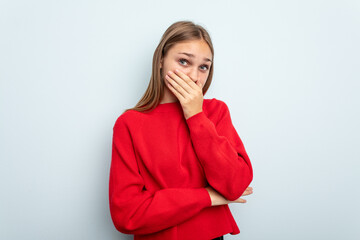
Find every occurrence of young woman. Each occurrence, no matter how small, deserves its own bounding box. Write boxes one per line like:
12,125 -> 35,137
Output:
109,21 -> 254,240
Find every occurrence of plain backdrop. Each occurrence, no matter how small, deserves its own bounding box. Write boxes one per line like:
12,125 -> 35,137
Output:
1,0 -> 359,239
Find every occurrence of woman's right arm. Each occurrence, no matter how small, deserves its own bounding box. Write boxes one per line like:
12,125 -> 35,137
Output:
109,116 -> 212,235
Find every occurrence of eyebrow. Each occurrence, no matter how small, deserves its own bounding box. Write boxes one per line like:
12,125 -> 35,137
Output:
178,52 -> 212,63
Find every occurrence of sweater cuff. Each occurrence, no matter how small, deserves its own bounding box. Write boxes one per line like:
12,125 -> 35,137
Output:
186,111 -> 218,140
186,111 -> 206,123
199,187 -> 212,207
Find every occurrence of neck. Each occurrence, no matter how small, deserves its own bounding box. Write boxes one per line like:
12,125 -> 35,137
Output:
160,87 -> 179,104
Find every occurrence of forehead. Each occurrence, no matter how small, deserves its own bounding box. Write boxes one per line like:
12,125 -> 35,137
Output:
168,39 -> 212,59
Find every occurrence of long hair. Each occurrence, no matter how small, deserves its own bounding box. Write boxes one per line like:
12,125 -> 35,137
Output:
123,20 -> 214,113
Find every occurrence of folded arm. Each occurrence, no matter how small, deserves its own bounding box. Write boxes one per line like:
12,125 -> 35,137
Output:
109,116 -> 211,235
186,100 -> 253,201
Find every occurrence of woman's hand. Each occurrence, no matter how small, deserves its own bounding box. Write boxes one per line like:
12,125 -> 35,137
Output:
205,186 -> 253,206
165,69 -> 204,120
229,186 -> 253,204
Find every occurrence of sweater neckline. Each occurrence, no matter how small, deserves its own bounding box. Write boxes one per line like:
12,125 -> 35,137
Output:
152,101 -> 183,113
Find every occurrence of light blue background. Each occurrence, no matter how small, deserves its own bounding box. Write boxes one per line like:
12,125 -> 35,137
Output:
1,0 -> 359,239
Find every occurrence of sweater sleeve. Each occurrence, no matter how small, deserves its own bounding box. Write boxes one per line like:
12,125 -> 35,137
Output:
186,100 -> 253,201
108,116 -> 212,235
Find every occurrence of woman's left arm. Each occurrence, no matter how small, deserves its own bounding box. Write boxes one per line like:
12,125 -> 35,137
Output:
165,69 -> 253,201
186,100 -> 253,201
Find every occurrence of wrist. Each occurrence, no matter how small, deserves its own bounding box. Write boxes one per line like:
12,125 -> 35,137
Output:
205,186 -> 229,206
185,110 -> 202,120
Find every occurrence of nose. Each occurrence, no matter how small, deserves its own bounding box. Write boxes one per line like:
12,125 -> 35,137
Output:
187,67 -> 199,83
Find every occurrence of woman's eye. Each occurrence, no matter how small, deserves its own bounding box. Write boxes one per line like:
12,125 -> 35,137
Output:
200,65 -> 209,71
179,59 -> 188,65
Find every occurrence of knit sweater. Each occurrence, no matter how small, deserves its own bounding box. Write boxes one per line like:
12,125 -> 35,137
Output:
109,98 -> 253,240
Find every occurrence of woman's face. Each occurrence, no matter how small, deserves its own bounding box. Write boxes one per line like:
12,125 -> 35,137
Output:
160,39 -> 212,88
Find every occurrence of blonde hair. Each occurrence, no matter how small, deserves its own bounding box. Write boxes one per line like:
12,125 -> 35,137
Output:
124,20 -> 214,113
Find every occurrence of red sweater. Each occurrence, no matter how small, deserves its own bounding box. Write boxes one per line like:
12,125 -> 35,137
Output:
109,98 -> 253,240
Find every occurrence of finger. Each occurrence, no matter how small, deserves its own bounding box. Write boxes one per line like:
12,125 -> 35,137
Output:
166,74 -> 187,98
242,190 -> 253,196
240,187 -> 253,197
174,69 -> 199,90
168,70 -> 193,95
165,71 -> 191,98
243,187 -> 253,193
166,78 -> 185,102
232,198 -> 247,203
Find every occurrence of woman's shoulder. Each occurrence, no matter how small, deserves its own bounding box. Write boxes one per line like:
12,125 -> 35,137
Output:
203,97 -> 229,112
113,109 -> 144,130
203,97 -> 231,122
